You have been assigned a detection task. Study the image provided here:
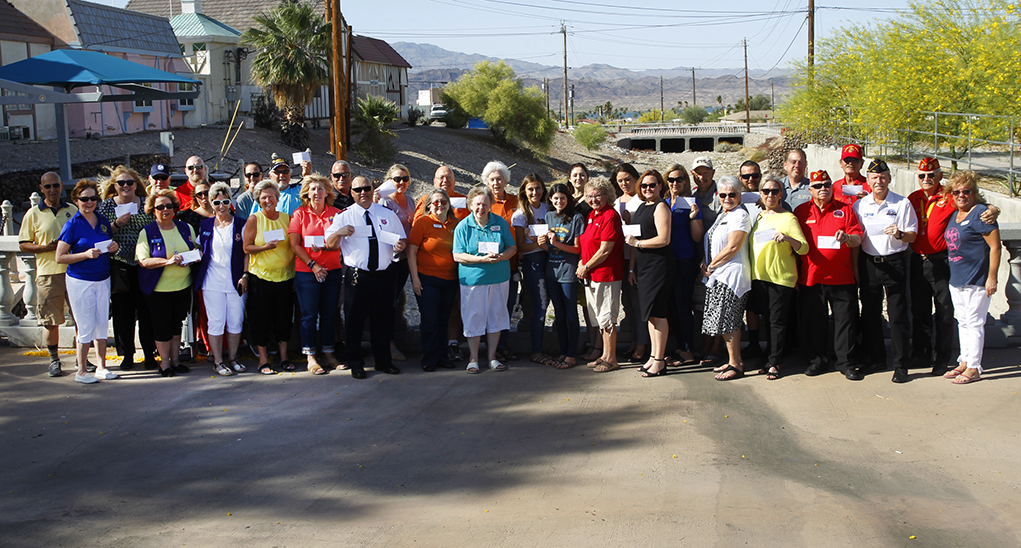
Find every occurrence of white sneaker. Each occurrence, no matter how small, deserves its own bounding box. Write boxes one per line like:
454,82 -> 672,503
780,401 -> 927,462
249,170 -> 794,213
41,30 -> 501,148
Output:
75,373 -> 100,384
95,369 -> 119,380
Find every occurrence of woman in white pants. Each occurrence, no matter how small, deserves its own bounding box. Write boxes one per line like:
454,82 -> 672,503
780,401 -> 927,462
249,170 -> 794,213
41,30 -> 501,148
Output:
943,171 -> 1000,384
56,180 -> 119,383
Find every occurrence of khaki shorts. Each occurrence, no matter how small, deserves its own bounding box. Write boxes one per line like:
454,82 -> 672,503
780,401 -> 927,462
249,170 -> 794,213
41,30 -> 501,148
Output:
36,274 -> 67,326
585,280 -> 621,330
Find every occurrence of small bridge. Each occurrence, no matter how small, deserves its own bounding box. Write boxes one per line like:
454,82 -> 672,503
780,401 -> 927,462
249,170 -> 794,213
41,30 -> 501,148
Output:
612,123 -> 779,152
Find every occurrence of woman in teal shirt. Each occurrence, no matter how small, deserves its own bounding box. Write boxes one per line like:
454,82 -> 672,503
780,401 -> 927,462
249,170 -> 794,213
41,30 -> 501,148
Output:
452,185 -> 517,373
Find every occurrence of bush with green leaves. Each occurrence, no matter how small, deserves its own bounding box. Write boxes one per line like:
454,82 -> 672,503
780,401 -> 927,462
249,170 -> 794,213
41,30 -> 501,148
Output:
440,92 -> 470,129
679,105 -> 708,124
573,123 -> 607,151
443,61 -> 556,151
715,141 -> 743,153
408,106 -> 425,126
352,95 -> 400,166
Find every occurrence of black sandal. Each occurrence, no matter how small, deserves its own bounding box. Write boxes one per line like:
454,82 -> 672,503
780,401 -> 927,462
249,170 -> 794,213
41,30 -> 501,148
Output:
280,360 -> 297,372
715,364 -> 744,381
259,364 -> 275,375
642,358 -> 668,378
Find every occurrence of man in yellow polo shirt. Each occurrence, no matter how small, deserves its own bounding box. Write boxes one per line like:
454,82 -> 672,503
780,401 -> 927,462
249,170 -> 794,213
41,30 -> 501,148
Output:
18,172 -> 77,377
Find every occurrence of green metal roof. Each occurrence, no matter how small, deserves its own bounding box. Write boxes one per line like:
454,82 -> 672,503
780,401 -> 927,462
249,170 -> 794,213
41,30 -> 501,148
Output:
170,13 -> 240,39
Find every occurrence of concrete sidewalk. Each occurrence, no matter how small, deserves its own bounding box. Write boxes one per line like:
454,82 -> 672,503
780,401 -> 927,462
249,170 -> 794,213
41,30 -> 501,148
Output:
2,345 -> 1020,547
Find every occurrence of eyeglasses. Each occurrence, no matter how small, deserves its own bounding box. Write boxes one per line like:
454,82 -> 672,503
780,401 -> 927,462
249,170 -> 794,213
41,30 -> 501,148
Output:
152,175 -> 169,181
195,191 -> 209,198
245,171 -> 262,178
77,195 -> 99,202
918,173 -> 936,180
640,182 -> 658,189
810,182 -> 832,190
392,175 -> 410,183
740,173 -> 762,180
666,176 -> 687,184
211,199 -> 230,206
718,192 -> 739,199
116,179 -> 135,186
42,183 -> 61,190
951,189 -> 973,196
586,194 -> 604,200
186,165 -> 204,171
760,187 -> 781,195
352,186 -> 373,193
332,172 -> 351,179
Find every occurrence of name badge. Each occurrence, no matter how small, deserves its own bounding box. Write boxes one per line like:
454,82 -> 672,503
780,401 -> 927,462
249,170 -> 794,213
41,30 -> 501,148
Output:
433,224 -> 442,228
491,225 -> 501,232
961,220 -> 970,226
833,210 -> 845,218
806,220 -> 816,224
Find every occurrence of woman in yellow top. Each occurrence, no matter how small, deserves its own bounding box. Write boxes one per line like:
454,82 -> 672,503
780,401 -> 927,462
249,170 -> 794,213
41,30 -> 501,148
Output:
243,180 -> 296,375
749,175 -> 808,380
136,189 -> 199,377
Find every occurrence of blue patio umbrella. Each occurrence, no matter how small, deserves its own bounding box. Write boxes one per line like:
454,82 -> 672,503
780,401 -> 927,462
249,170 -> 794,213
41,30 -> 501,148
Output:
0,48 -> 199,90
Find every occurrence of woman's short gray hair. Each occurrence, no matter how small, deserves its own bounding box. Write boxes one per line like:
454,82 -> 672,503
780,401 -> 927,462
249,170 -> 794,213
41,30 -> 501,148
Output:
481,161 -> 510,182
717,175 -> 742,195
466,184 -> 495,207
760,174 -> 783,188
253,180 -> 279,200
208,182 -> 232,201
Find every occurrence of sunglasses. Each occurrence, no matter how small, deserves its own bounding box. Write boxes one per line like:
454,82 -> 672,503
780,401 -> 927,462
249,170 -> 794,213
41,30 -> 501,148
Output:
666,176 -> 687,184
760,187 -> 781,195
116,179 -> 136,186
77,195 -> 99,202
640,182 -> 658,189
951,189 -> 973,196
718,192 -> 739,199
186,165 -> 204,171
392,176 -> 410,183
352,186 -> 373,193
273,167 -> 291,174
332,172 -> 351,179
432,200 -> 449,205
810,182 -> 832,189
195,191 -> 209,198
918,173 -> 936,180
154,203 -> 176,211
152,174 -> 169,181
212,199 -> 231,206
740,173 -> 762,180
42,183 -> 61,190
245,171 -> 262,178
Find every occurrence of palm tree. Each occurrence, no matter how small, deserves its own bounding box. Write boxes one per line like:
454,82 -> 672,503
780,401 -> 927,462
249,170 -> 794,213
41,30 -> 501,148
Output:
241,1 -> 330,149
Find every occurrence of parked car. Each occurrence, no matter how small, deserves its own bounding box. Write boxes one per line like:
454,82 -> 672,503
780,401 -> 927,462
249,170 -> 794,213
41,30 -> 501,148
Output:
429,104 -> 447,121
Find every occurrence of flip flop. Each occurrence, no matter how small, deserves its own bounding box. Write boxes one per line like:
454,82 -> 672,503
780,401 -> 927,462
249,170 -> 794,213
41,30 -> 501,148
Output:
952,372 -> 981,384
259,364 -> 275,375
715,364 -> 744,381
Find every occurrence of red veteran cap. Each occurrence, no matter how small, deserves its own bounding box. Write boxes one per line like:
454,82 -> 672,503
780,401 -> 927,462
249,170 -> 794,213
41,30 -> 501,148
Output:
841,144 -> 863,160
810,170 -> 831,182
918,157 -> 940,172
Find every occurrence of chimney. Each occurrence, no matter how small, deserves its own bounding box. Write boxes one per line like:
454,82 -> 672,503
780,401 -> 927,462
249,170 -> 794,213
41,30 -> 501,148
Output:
181,0 -> 202,14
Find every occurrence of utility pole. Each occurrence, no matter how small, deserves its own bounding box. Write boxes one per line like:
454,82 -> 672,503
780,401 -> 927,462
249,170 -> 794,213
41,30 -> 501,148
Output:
327,0 -> 348,159
570,84 -> 575,127
660,76 -> 664,122
743,39 -> 750,133
562,21 -> 568,128
691,67 -> 696,107
808,0 -> 815,69
770,78 -> 775,120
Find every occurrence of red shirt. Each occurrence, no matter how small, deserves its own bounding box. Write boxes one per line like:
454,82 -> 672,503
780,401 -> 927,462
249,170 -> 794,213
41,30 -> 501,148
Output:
288,205 -> 342,272
795,199 -> 863,286
174,181 -> 194,210
580,206 -> 625,282
832,174 -> 870,205
907,188 -> 954,255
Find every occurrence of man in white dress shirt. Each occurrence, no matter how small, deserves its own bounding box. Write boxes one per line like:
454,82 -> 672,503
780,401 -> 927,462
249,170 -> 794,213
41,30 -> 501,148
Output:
326,176 -> 407,379
852,159 -> 918,383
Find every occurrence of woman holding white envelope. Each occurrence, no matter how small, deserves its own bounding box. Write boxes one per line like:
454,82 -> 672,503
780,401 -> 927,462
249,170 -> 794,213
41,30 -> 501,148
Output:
98,165 -> 158,371
378,164 -> 416,362
56,180 -> 119,383
511,174 -> 552,366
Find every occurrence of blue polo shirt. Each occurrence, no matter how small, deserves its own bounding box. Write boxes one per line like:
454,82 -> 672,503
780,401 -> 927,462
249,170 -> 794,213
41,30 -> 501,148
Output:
453,213 -> 515,286
249,182 -> 301,216
58,211 -> 113,281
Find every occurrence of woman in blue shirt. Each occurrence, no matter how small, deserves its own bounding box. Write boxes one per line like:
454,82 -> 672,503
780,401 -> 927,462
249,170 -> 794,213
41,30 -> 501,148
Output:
56,180 -> 119,384
452,185 -> 518,373
664,164 -> 704,366
538,183 -> 586,368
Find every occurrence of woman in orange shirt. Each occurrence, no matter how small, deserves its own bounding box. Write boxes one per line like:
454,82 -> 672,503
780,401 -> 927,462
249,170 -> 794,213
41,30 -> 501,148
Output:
409,189 -> 460,371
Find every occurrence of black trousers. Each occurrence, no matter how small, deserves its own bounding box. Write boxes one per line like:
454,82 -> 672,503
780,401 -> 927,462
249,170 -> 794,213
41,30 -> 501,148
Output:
801,283 -> 858,371
345,267 -> 396,371
858,250 -> 911,370
247,274 -> 294,348
909,251 -> 955,368
110,261 -> 157,360
753,280 -> 795,367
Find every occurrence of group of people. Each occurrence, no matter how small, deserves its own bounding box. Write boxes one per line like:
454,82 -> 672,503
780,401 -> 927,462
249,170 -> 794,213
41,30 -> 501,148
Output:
18,144 -> 1002,385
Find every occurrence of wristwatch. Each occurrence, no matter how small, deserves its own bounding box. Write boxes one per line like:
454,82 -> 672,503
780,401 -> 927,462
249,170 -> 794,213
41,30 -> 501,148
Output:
307,259 -> 317,269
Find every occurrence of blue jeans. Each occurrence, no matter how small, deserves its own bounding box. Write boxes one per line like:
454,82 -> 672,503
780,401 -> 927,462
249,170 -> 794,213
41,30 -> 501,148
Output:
521,253 -> 549,353
548,277 -> 579,358
415,274 -> 458,368
294,269 -> 343,355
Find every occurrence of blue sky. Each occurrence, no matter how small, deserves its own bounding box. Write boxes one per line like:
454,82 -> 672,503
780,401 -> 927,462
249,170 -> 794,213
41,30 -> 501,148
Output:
97,0 -> 913,72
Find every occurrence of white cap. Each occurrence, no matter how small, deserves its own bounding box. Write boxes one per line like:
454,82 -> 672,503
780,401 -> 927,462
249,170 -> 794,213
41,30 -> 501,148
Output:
691,156 -> 714,170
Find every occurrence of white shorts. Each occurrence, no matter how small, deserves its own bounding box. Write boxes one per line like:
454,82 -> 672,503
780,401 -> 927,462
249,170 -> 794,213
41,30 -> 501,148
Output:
203,290 -> 245,336
66,276 -> 110,344
585,280 -> 621,330
460,282 -> 510,338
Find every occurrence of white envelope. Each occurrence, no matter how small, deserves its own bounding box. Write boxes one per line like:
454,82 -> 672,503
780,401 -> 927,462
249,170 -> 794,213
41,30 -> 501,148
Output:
350,225 -> 373,238
180,249 -> 201,265
674,197 -> 696,209
450,197 -> 467,209
377,180 -> 397,199
754,228 -> 776,243
528,224 -> 548,237
114,202 -> 138,217
623,224 -> 642,237
94,239 -> 114,253
817,235 -> 841,249
263,228 -> 285,243
478,241 -> 500,254
741,192 -> 760,204
865,220 -> 891,236
842,185 -> 863,196
303,235 -> 325,248
292,150 -> 311,164
377,230 -> 401,246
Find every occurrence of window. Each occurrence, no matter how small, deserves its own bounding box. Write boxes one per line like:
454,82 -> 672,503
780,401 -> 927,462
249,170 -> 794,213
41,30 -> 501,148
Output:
134,83 -> 154,112
178,81 -> 195,110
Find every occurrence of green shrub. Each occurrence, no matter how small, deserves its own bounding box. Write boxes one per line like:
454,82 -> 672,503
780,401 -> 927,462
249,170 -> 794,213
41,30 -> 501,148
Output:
714,142 -> 743,153
408,106 -> 425,126
680,106 -> 708,124
251,95 -> 280,130
440,92 -> 470,129
352,95 -> 400,166
573,123 -> 607,151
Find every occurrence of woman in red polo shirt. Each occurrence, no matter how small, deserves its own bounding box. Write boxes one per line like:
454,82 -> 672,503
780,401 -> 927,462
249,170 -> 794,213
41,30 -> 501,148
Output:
576,177 -> 625,372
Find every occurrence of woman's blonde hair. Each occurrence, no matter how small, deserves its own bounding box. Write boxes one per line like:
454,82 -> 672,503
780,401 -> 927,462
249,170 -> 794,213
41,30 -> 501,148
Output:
144,188 -> 179,214
298,174 -> 336,209
102,165 -> 147,199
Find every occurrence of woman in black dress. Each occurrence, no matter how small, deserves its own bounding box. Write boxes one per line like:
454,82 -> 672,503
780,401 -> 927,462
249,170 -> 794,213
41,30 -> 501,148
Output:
624,170 -> 673,377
